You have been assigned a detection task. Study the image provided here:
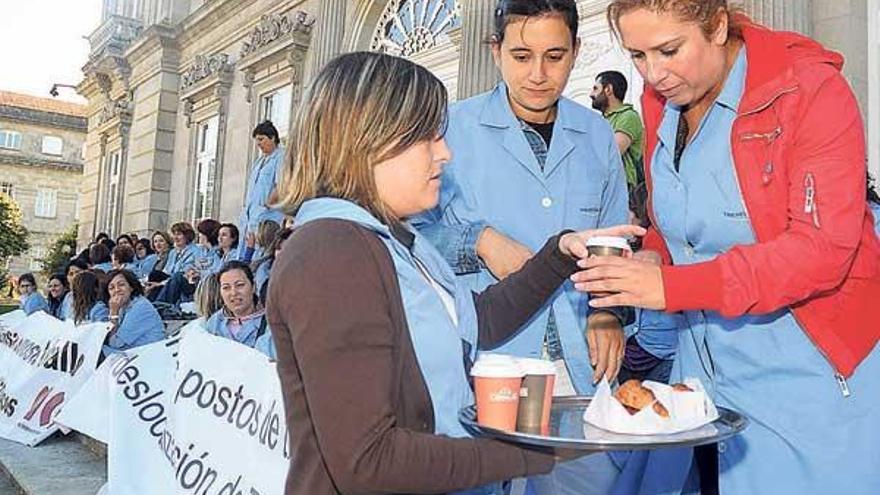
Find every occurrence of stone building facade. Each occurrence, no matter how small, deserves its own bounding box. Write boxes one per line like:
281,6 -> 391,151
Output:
77,0 -> 880,243
0,92 -> 86,277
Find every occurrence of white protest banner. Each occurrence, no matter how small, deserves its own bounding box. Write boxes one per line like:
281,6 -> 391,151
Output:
0,310 -> 109,446
60,322 -> 289,495
58,329 -> 183,495
170,328 -> 289,495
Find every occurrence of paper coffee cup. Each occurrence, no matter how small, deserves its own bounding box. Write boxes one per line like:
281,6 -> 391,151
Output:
515,358 -> 556,435
586,236 -> 631,257
471,356 -> 524,431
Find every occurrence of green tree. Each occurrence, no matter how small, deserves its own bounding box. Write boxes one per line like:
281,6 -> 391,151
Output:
0,193 -> 29,294
40,224 -> 78,277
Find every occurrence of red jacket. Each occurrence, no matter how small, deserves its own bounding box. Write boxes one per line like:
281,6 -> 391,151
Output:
642,21 -> 880,377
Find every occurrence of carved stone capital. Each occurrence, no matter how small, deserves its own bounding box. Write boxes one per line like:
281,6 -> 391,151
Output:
181,52 -> 235,91
240,11 -> 315,60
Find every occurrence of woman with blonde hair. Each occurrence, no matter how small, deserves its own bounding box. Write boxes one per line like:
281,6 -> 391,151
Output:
575,1 -> 880,493
193,272 -> 222,319
266,51 -> 642,494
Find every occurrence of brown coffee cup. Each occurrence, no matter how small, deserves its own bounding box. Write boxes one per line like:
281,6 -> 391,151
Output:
515,358 -> 556,435
585,236 -> 631,258
585,236 -> 632,297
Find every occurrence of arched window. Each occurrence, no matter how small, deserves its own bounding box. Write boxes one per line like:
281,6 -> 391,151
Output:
370,0 -> 461,57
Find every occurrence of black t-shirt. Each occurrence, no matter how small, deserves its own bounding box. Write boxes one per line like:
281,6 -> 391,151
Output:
524,120 -> 555,147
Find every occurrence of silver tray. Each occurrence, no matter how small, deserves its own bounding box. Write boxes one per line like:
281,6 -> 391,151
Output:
459,396 -> 747,452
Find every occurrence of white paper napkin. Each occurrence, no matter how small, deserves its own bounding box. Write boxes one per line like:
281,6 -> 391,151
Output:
583,378 -> 719,435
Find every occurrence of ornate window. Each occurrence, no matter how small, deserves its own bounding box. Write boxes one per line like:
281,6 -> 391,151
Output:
191,116 -> 219,223
371,0 -> 461,57
260,86 -> 292,145
103,150 -> 122,235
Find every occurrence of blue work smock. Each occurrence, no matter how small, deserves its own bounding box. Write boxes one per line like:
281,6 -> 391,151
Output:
103,296 -> 165,356
237,147 -> 286,253
416,83 -> 629,394
163,243 -> 200,275
205,308 -> 275,359
20,292 -> 48,315
622,48 -> 880,495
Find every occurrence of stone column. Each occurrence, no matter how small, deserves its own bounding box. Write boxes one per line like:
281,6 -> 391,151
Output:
309,0 -> 348,77
457,0 -> 498,99
742,0 -> 812,35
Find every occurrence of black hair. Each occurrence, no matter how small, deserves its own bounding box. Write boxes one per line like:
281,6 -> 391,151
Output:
18,273 -> 37,288
47,273 -> 69,315
197,219 -> 222,247
48,272 -> 69,288
105,269 -> 145,298
218,223 -> 240,248
252,120 -> 280,145
95,232 -> 110,242
597,70 -> 629,102
217,260 -> 259,307
112,245 -> 135,264
99,237 -> 116,253
66,258 -> 90,276
134,238 -> 154,257
218,260 -> 255,286
116,234 -> 133,246
492,0 -> 579,44
89,243 -> 111,265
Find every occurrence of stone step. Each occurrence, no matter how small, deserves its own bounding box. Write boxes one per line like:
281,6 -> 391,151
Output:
0,434 -> 106,495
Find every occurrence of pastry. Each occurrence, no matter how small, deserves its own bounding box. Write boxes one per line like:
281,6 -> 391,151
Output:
615,379 -> 669,418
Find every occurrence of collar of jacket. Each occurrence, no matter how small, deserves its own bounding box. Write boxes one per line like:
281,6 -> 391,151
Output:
478,82 -> 592,133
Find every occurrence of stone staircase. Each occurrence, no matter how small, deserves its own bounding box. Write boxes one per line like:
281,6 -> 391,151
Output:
0,433 -> 106,495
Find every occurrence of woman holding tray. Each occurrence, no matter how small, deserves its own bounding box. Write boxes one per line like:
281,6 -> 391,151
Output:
266,51 -> 642,494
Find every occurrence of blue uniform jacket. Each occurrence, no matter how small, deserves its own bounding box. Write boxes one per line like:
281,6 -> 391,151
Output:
415,83 -> 629,393
205,308 -> 275,358
103,296 -> 164,355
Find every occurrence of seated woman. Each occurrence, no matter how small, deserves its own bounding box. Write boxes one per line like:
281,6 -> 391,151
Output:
133,238 -> 155,279
240,219 -> 279,264
214,223 -> 240,268
163,222 -> 200,276
65,258 -> 89,282
46,273 -> 72,320
157,219 -> 222,305
193,273 -> 222,320
143,230 -> 173,300
205,261 -> 275,358
17,273 -> 48,315
89,243 -> 113,272
115,234 -> 133,250
103,269 -> 165,356
266,52 -> 642,493
70,271 -> 109,324
111,244 -> 141,278
251,227 -> 292,303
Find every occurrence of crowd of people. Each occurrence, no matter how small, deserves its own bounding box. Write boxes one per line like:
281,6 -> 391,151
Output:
8,0 -> 880,494
12,121 -> 292,361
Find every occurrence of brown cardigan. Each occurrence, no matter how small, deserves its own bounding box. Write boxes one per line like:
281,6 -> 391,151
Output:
267,219 -> 579,494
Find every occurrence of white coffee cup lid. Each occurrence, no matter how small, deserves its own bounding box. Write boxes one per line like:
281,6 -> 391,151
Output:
516,358 -> 557,376
471,355 -> 524,378
586,236 -> 631,251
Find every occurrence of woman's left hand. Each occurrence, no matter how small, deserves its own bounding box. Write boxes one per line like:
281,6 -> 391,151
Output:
572,256 -> 667,310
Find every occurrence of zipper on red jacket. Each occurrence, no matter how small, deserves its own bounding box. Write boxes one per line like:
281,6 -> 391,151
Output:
740,126 -> 782,142
804,173 -> 821,229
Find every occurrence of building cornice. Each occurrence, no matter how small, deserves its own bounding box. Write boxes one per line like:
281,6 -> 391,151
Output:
0,107 -> 87,132
0,153 -> 84,172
